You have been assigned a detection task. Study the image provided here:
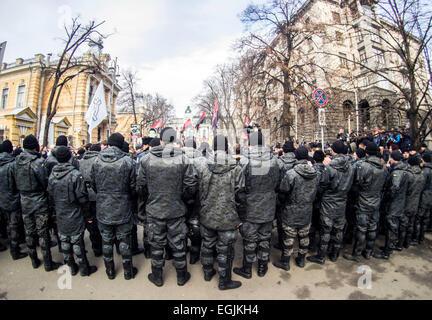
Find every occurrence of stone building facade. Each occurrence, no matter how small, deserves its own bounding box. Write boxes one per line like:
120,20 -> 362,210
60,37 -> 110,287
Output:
0,45 -> 120,147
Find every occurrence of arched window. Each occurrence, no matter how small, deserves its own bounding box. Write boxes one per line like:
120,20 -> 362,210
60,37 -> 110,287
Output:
343,100 -> 354,131
382,99 -> 391,130
359,100 -> 370,129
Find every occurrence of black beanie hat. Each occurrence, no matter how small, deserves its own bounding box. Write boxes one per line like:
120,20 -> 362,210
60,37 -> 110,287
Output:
366,142 -> 379,156
313,150 -> 325,163
160,127 -> 177,143
213,135 -> 228,152
185,137 -> 197,149
295,146 -> 309,160
390,150 -> 402,161
90,144 -> 101,152
356,148 -> 366,159
56,146 -> 72,163
78,148 -> 85,156
142,137 -> 152,146
408,154 -> 422,166
56,135 -> 68,147
2,140 -> 13,154
283,141 -> 295,153
408,145 -> 417,152
331,140 -> 345,154
150,138 -> 161,147
23,134 -> 39,151
122,141 -> 130,153
249,131 -> 264,147
108,133 -> 125,149
423,153 -> 432,163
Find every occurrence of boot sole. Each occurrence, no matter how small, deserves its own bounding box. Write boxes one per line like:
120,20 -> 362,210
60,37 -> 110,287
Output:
233,268 -> 252,279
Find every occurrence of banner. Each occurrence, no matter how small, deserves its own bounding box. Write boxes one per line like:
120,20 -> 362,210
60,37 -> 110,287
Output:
85,81 -> 107,133
0,42 -> 7,67
195,112 -> 206,130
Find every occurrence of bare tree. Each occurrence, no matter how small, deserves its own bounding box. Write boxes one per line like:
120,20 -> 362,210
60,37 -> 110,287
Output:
140,93 -> 175,130
40,17 -> 106,147
117,69 -> 143,125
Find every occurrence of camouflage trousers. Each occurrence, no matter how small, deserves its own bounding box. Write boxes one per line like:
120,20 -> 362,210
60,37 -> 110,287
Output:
413,207 -> 430,242
84,202 -> 102,255
58,231 -> 87,265
404,211 -> 416,245
1,209 -> 23,250
353,210 -> 379,256
187,216 -> 201,256
147,216 -> 188,270
281,223 -> 310,257
200,225 -> 237,278
98,220 -> 133,264
239,221 -> 272,263
319,213 -> 346,255
385,213 -> 408,249
20,194 -> 50,250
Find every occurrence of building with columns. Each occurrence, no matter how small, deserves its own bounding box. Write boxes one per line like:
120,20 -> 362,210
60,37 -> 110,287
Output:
0,42 -> 120,147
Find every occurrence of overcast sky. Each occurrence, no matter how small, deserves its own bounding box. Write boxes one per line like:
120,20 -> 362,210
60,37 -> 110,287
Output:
0,0 -> 267,117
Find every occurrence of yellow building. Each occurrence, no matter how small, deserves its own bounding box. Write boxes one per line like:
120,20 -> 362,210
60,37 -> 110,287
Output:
0,49 -> 120,147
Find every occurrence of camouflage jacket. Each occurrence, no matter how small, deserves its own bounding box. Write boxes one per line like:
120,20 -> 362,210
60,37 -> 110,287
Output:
183,147 -> 205,220
239,146 -> 280,223
384,161 -> 408,216
44,146 -> 79,177
420,163 -> 432,209
354,155 -> 388,213
90,146 -> 136,225
279,159 -> 319,227
136,144 -> 192,220
405,165 -> 426,215
320,154 -> 355,218
79,151 -> 99,202
189,150 -> 246,231
48,163 -> 88,236
0,152 -> 20,212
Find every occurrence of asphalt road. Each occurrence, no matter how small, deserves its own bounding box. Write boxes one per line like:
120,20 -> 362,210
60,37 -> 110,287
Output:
0,228 -> 431,300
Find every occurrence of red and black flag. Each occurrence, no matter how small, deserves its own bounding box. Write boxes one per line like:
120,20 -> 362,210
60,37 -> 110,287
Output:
245,115 -> 250,127
195,112 -> 206,130
181,119 -> 192,134
212,99 -> 219,131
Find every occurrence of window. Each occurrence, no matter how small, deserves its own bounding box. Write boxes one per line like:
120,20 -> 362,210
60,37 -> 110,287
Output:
359,50 -> 367,64
339,53 -> 348,68
1,88 -> 8,109
355,27 -> 364,42
16,85 -> 25,107
332,11 -> 341,24
371,27 -> 381,43
336,31 -> 344,44
374,49 -> 385,65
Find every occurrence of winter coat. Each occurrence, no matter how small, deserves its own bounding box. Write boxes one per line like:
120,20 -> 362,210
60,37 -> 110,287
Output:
278,152 -> 297,172
90,146 -> 136,225
183,147 -> 205,220
279,159 -> 319,227
383,161 -> 409,217
239,146 -> 280,223
191,150 -> 246,231
48,163 -> 88,236
44,146 -> 79,177
354,155 -> 388,213
0,152 -> 20,212
79,151 -> 99,202
320,154 -> 355,218
14,149 -> 50,217
136,144 -> 192,221
420,163 -> 432,209
405,165 -> 426,215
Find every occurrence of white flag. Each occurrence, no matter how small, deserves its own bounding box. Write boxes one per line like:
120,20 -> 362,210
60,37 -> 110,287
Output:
85,81 -> 108,133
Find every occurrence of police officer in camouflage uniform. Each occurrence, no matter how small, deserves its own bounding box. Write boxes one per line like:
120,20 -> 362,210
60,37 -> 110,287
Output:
274,147 -> 319,271
0,140 -> 27,260
403,154 -> 425,248
183,137 -> 204,265
136,128 -> 192,287
187,135 -> 246,290
47,146 -> 97,276
79,143 -> 103,257
233,131 -> 280,279
90,133 -> 138,280
14,135 -> 62,271
275,141 -> 297,250
344,143 -> 387,262
308,140 -> 355,265
374,151 -> 408,259
414,153 -> 432,244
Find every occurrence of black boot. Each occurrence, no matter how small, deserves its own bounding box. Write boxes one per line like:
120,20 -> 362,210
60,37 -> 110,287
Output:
295,254 -> 306,268
307,247 -> 326,265
10,245 -> 28,260
373,250 -> 390,260
123,260 -> 138,280
273,255 -> 290,271
28,248 -> 41,269
257,260 -> 268,277
79,262 -> 97,277
189,248 -> 200,265
203,266 -> 216,281
328,249 -> 340,262
343,253 -> 361,262
176,267 -> 191,286
218,268 -> 242,291
143,242 -> 151,259
233,260 -> 252,279
148,266 -> 163,287
66,259 -> 79,276
0,242 -> 7,252
104,260 -> 116,280
42,244 -> 62,272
